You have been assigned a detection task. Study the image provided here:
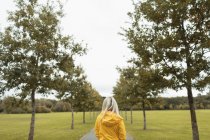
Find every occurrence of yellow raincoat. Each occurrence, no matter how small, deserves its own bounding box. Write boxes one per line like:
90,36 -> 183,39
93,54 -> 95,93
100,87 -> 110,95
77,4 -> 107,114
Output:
94,111 -> 126,140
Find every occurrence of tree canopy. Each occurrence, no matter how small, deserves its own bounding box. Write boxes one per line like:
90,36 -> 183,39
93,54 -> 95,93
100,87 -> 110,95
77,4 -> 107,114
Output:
122,0 -> 210,139
0,0 -> 86,139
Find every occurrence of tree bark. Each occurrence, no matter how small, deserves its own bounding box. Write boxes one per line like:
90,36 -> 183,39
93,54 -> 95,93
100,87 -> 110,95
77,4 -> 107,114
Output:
83,111 -> 85,124
28,89 -> 36,140
185,51 -> 199,140
142,101 -> 146,130
90,111 -> 92,120
182,20 -> 200,140
71,107 -> 74,129
93,111 -> 94,119
125,110 -> 127,121
130,107 -> 133,124
187,86 -> 199,140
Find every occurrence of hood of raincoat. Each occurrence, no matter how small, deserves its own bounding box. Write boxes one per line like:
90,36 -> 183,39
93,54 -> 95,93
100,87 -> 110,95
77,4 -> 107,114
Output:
100,111 -> 123,127
95,111 -> 126,140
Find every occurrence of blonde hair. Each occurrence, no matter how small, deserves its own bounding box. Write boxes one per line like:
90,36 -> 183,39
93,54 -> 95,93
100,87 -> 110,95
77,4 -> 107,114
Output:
101,97 -> 120,115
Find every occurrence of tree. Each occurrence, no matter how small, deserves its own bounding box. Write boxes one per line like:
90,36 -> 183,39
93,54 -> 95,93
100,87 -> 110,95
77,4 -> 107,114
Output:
114,65 -> 167,129
0,99 -> 3,113
136,66 -> 168,129
56,69 -> 86,129
123,0 -> 210,139
75,81 -> 93,124
52,101 -> 71,112
0,0 -> 85,139
85,87 -> 102,120
3,96 -> 19,113
2,96 -> 31,113
114,82 -> 130,121
67,75 -> 101,124
113,68 -> 139,124
206,90 -> 210,101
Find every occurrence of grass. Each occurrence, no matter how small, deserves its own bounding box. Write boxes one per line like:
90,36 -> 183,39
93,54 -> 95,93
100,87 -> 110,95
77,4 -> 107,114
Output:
0,110 -> 210,140
123,110 -> 210,140
0,112 -> 99,140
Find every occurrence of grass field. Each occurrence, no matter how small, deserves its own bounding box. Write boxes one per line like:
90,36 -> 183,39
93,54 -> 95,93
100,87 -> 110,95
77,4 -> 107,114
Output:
0,110 -> 209,140
124,110 -> 210,140
0,112 -> 98,140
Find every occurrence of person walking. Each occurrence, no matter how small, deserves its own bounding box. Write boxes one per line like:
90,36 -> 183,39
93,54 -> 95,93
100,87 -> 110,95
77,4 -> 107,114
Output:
94,97 -> 126,140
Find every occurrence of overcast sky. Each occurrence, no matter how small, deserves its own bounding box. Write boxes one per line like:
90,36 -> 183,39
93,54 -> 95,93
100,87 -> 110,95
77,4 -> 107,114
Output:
0,0 -> 203,98
61,0 -> 134,97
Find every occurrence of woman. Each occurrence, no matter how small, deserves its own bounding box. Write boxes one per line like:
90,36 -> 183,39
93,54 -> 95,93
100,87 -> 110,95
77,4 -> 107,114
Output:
95,97 -> 126,140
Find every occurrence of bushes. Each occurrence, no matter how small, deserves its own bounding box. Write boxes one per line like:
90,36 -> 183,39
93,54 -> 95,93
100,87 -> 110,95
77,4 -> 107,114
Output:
0,103 -> 4,113
0,97 -> 73,114
2,97 -> 57,113
1,95 -> 210,114
10,107 -> 26,114
36,106 -> 51,113
3,97 -> 19,113
36,99 -> 53,109
52,101 -> 71,112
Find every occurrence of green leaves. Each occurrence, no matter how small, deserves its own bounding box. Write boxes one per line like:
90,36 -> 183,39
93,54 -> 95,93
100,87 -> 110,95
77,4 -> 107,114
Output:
0,0 -> 86,99
123,0 -> 210,91
114,65 -> 167,110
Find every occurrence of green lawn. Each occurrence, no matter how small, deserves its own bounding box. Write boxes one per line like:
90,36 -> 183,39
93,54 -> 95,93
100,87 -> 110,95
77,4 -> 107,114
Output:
124,110 -> 210,140
0,110 -> 209,140
0,112 -> 98,140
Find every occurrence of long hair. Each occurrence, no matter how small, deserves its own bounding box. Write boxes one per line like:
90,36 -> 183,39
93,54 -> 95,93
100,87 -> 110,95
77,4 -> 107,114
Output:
101,97 -> 120,115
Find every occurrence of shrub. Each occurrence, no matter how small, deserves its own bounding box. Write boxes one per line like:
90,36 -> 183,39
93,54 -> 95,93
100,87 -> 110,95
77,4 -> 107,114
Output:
10,108 -> 26,114
0,103 -> 4,113
36,106 -> 51,113
52,101 -> 71,112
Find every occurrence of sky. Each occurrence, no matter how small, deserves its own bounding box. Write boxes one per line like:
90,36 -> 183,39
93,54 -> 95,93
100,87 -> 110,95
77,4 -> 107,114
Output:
0,0 -> 203,98
61,0 -> 134,97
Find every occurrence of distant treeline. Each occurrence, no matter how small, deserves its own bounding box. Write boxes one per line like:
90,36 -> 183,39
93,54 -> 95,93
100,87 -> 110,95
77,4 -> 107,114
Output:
157,94 -> 210,110
0,94 -> 210,114
0,97 -> 102,114
136,94 -> 210,110
117,94 -> 210,111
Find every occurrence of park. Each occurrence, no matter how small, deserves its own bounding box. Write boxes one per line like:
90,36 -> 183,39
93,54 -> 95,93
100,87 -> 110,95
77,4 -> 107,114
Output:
1,0 -> 210,140
0,110 -> 210,139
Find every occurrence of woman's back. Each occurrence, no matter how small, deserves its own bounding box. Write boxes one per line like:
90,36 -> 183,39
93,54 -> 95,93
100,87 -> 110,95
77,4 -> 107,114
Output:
95,111 -> 126,140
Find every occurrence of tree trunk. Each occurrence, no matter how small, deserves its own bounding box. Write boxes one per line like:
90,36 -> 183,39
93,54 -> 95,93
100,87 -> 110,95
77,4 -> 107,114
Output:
182,22 -> 200,140
142,101 -> 146,130
90,111 -> 92,120
83,111 -> 85,124
125,110 -> 127,121
28,89 -> 36,140
130,107 -> 133,124
93,111 -> 95,119
71,107 -> 74,129
187,86 -> 199,140
93,111 -> 95,120
186,56 -> 199,140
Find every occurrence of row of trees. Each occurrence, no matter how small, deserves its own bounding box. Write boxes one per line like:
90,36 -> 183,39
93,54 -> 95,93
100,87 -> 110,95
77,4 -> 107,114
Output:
114,1 -> 210,140
0,96 -> 102,114
1,93 -> 209,114
113,66 -> 168,129
0,97 -> 64,113
162,93 -> 210,110
115,93 -> 210,111
0,0 -> 102,140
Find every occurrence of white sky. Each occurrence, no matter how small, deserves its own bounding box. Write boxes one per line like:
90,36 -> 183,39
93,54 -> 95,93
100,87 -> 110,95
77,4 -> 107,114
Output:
0,0 -> 203,98
61,0 -> 134,97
